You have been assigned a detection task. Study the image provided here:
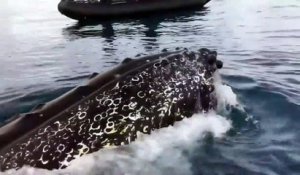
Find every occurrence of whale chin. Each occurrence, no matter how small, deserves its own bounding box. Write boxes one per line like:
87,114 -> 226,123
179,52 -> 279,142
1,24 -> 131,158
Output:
0,48 -> 223,171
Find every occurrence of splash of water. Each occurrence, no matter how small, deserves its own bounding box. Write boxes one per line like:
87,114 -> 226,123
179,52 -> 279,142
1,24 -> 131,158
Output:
214,74 -> 259,131
214,74 -> 239,109
2,81 -> 238,175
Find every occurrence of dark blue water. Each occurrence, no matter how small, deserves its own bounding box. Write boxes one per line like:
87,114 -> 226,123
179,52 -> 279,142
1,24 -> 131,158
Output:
0,0 -> 300,174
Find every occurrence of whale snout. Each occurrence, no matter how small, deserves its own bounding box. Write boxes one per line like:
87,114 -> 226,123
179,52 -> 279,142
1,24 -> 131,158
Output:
194,48 -> 223,112
216,60 -> 223,69
198,48 -> 223,71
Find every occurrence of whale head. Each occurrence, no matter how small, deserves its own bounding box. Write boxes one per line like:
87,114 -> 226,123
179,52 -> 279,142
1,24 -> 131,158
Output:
114,48 -> 222,131
0,48 -> 223,171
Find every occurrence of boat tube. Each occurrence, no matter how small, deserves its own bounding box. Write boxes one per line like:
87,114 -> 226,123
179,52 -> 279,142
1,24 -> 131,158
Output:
58,0 -> 211,20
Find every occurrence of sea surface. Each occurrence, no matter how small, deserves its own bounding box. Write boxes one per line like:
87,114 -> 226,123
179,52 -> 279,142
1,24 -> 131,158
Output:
0,0 -> 300,174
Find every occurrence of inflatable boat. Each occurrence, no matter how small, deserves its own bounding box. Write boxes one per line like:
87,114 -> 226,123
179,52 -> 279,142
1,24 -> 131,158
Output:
58,0 -> 211,20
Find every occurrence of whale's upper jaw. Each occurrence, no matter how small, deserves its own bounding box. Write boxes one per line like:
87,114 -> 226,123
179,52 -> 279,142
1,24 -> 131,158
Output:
179,48 -> 222,113
197,48 -> 222,112
145,48 -> 222,113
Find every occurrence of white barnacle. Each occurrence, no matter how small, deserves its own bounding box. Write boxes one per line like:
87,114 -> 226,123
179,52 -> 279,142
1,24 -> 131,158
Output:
180,56 -> 186,62
137,91 -> 146,98
107,117 -> 114,122
62,132 -> 69,140
143,126 -> 149,133
193,76 -> 200,83
199,71 -> 205,78
149,89 -> 155,94
172,97 -> 178,103
157,106 -> 168,113
34,140 -> 46,151
103,99 -> 113,106
142,70 -> 149,76
106,122 -> 114,128
42,145 -> 50,153
164,87 -> 173,97
89,124 -> 100,131
68,114 -> 77,123
54,121 -> 64,131
93,114 -> 101,122
37,126 -> 50,135
14,152 -> 22,159
78,124 -> 86,135
24,150 -> 31,158
113,82 -> 120,90
128,101 -> 137,110
104,127 -> 117,134
113,98 -> 122,105
109,107 -> 118,115
77,142 -> 90,156
57,144 -> 66,153
92,130 -> 103,136
77,111 -> 87,120
67,127 -> 75,133
131,76 -> 139,82
95,94 -> 103,103
129,112 -> 142,121
119,125 -> 130,135
178,93 -> 184,99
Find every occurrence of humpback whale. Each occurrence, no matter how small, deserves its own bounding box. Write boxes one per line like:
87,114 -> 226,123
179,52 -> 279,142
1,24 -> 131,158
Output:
0,48 -> 223,171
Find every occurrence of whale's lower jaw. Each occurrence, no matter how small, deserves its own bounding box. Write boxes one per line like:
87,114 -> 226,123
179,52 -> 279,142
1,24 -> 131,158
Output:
0,48 -> 222,171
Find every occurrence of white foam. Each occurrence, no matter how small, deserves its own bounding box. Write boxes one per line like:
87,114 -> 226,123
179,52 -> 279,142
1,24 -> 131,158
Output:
214,74 -> 239,111
216,83 -> 238,107
2,76 -> 238,175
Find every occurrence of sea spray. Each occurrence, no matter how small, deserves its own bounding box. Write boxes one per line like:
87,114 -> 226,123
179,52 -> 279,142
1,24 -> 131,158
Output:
214,74 -> 239,110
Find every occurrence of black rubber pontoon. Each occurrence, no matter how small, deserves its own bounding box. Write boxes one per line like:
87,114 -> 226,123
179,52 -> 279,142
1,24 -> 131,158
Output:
58,0 -> 210,20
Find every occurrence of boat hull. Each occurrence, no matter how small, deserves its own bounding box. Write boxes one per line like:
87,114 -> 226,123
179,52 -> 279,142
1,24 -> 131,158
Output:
58,0 -> 210,20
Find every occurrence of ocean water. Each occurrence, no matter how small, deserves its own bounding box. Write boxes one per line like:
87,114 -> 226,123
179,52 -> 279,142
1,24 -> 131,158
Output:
0,0 -> 300,174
